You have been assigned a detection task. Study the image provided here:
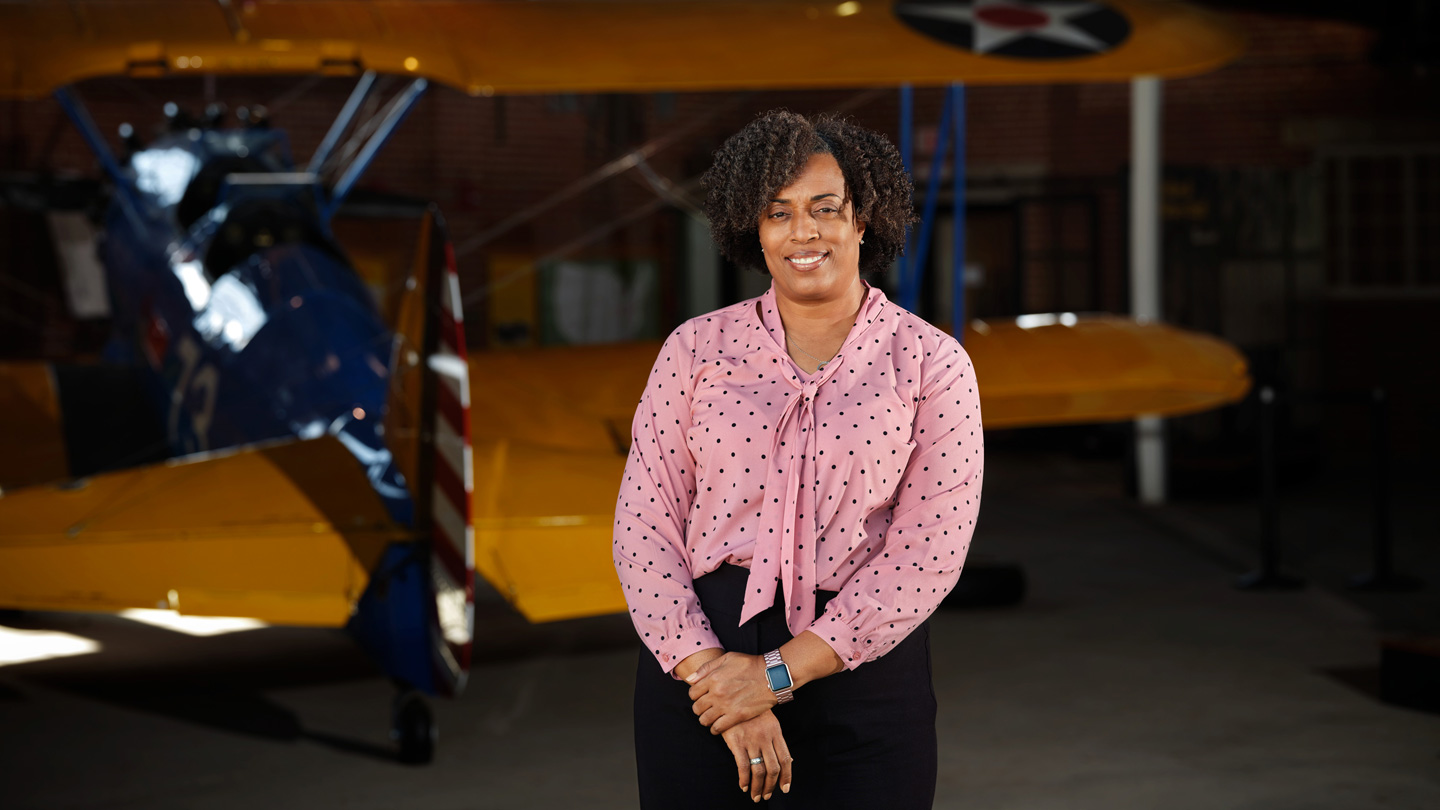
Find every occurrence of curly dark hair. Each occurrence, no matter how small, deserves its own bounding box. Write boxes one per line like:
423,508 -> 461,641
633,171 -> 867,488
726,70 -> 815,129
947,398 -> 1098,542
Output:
701,110 -> 915,276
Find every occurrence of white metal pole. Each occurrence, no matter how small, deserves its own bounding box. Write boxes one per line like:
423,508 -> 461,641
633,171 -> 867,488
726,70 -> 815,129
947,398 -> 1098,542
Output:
1131,76 -> 1166,505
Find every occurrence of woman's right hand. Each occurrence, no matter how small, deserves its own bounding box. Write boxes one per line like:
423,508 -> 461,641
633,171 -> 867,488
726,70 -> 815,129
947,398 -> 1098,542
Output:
721,709 -> 793,803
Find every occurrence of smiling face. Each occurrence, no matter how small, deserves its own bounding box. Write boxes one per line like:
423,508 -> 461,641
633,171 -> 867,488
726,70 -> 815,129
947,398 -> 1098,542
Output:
759,152 -> 866,305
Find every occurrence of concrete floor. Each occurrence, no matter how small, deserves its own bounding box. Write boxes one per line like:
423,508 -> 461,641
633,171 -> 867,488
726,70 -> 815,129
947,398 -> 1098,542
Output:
2,450 -> 1437,809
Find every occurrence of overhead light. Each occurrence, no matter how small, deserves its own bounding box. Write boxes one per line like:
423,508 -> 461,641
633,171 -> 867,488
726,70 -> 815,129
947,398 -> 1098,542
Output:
836,2 -> 862,16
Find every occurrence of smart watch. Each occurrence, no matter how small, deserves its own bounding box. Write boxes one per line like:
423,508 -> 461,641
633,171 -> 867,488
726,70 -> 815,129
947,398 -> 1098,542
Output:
763,649 -> 795,704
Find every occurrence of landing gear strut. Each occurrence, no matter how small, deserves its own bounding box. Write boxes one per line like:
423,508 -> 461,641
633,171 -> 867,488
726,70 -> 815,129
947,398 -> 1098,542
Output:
392,689 -> 436,765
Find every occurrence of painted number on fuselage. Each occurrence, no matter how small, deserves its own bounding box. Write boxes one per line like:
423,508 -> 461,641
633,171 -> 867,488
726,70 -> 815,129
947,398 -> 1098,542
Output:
169,335 -> 219,453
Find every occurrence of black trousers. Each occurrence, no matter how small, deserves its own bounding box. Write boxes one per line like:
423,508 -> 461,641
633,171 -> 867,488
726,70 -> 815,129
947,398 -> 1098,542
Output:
634,563 -> 937,809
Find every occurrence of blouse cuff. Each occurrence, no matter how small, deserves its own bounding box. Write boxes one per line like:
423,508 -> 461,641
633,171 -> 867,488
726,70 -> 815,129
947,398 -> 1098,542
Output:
805,611 -> 873,671
649,623 -> 724,677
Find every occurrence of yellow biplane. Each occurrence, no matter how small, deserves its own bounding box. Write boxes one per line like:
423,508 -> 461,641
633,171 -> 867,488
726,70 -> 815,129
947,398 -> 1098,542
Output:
0,0 -> 1249,762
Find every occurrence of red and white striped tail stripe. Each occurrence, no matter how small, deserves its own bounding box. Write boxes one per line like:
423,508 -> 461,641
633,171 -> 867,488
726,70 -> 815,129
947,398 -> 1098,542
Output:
427,240 -> 474,696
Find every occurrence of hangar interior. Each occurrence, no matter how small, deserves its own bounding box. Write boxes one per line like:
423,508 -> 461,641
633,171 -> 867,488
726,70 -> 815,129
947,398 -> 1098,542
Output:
0,1 -> 1437,806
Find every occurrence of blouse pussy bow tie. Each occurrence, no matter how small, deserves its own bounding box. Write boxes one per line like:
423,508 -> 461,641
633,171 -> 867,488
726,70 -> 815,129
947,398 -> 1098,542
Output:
740,352 -> 844,637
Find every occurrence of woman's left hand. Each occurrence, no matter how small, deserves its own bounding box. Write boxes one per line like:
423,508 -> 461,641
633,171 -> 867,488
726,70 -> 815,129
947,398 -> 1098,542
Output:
686,652 -> 775,734
721,709 -> 793,801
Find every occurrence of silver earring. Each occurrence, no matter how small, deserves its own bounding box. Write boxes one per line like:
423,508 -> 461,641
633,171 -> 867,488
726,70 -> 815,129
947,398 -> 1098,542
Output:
860,238 -> 865,245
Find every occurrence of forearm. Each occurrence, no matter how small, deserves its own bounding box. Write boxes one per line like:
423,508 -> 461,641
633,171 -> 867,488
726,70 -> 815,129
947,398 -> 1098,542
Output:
779,631 -> 845,689
673,646 -> 725,681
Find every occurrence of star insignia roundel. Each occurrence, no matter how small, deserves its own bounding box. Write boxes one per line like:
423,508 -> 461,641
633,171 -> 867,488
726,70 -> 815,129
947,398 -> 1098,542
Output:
894,0 -> 1131,59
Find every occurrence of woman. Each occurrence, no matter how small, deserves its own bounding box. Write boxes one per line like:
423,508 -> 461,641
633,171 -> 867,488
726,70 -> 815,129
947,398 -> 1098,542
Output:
614,110 -> 983,809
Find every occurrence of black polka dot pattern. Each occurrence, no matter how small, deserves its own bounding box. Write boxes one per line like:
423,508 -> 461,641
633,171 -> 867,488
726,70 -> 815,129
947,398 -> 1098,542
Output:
614,283 -> 984,673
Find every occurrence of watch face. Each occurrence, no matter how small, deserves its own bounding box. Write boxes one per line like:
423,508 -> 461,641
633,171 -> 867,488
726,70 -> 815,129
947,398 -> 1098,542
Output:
766,663 -> 793,691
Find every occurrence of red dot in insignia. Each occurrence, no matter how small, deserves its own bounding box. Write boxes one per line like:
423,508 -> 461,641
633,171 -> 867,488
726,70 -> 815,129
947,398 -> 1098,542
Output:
975,5 -> 1050,29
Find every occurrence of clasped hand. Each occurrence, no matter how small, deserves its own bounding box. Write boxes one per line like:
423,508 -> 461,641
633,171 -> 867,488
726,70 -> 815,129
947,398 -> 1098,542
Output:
688,652 -> 791,801
686,651 -> 775,734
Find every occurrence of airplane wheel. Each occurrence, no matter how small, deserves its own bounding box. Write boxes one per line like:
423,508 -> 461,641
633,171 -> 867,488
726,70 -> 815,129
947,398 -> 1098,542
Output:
392,690 -> 436,765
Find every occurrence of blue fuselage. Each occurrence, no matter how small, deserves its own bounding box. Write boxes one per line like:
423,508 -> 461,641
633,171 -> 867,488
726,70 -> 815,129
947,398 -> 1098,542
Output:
101,128 -> 412,524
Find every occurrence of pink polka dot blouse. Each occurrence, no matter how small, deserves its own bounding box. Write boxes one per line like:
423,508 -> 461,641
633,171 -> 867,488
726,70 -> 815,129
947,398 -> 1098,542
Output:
613,282 -> 984,674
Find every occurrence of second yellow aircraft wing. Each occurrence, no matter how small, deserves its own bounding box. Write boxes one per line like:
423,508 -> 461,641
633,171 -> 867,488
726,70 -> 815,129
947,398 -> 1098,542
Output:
468,344 -> 652,622
0,436 -> 410,626
966,314 -> 1252,428
0,0 -> 1243,99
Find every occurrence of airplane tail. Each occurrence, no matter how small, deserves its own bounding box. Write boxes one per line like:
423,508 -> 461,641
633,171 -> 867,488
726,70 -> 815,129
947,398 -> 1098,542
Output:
354,206 -> 475,698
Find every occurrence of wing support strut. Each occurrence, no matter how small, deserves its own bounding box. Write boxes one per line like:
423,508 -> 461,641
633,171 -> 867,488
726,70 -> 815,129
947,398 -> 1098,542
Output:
901,85 -> 955,314
308,70 -> 377,175
896,82 -> 968,343
323,77 -> 428,222
950,83 -> 967,344
53,85 -> 146,232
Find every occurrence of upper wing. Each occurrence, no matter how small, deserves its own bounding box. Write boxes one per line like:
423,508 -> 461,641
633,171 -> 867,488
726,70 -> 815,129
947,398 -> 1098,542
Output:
0,1 -> 1243,99
0,436 -> 410,626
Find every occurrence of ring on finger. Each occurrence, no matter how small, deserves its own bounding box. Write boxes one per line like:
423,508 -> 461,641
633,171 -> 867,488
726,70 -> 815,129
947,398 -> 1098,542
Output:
749,756 -> 764,766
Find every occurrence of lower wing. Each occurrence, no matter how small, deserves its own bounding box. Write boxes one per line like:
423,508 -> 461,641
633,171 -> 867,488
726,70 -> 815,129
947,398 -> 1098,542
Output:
0,436 -> 410,625
967,314 -> 1252,429
466,316 -> 1250,623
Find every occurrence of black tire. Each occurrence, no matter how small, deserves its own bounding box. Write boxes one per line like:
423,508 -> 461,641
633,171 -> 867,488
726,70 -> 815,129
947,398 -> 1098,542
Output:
392,690 -> 436,765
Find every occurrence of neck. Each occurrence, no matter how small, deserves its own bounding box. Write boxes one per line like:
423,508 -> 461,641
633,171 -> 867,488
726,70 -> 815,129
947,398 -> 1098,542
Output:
773,277 -> 866,340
